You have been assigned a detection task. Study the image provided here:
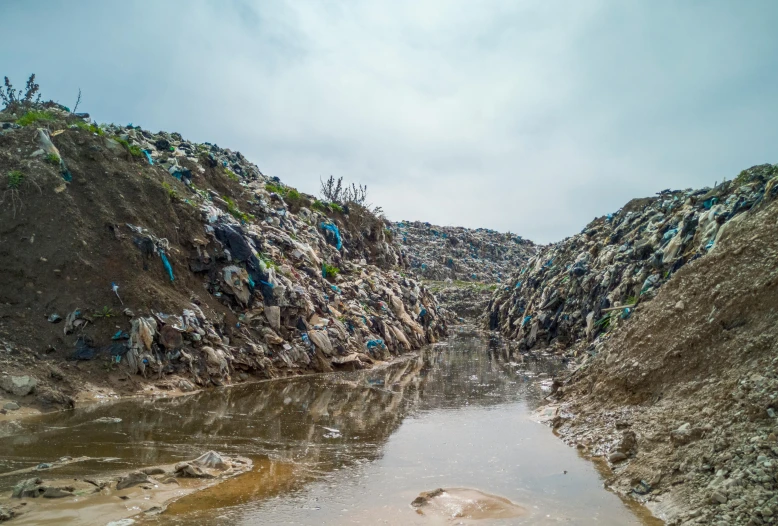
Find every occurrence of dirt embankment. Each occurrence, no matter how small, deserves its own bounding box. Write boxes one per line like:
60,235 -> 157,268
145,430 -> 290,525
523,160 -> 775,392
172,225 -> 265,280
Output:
0,106 -> 446,416
547,197 -> 778,525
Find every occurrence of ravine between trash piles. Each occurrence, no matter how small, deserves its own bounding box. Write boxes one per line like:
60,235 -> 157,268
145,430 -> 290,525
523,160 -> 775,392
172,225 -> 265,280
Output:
0,329 -> 661,525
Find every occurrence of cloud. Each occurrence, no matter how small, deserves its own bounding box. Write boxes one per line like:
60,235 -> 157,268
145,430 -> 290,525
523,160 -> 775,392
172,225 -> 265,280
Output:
2,0 -> 777,242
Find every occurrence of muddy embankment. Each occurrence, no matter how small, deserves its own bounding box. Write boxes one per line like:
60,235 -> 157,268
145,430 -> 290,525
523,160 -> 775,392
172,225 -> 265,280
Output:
0,104 -> 446,419
490,165 -> 778,525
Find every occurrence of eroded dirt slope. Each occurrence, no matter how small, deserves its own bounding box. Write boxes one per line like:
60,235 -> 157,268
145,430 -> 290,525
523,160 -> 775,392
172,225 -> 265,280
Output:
0,106 -> 446,412
549,196 -> 778,525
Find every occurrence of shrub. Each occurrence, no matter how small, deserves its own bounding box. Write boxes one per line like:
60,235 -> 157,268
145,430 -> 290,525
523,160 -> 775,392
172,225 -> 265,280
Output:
265,182 -> 285,194
1,74 -> 42,110
329,202 -> 343,213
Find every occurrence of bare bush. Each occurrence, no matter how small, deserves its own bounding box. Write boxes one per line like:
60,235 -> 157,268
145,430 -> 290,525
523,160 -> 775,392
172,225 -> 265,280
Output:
1,74 -> 42,110
320,175 -> 370,206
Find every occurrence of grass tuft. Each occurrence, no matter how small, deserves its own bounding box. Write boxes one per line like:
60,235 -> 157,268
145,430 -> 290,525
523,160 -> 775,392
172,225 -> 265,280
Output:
322,263 -> 340,278
113,136 -> 143,157
223,195 -> 254,223
16,110 -> 55,126
7,170 -> 24,189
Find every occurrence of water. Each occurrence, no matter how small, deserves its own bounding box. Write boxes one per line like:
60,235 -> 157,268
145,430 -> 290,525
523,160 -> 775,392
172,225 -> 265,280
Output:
0,329 -> 660,525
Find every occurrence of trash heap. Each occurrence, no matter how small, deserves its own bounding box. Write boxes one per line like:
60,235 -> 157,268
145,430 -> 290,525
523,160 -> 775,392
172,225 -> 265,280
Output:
0,104 -> 447,403
392,221 -> 536,283
486,164 -> 778,351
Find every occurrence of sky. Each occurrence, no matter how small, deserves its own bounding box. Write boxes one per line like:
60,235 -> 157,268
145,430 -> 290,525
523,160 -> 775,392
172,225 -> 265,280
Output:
2,1 -> 777,243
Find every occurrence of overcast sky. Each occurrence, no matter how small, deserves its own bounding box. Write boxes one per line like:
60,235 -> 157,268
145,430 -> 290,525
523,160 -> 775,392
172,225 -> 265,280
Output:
2,1 -> 776,242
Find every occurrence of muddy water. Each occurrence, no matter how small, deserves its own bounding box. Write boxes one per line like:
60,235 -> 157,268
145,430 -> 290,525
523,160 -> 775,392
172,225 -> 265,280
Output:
0,329 -> 660,525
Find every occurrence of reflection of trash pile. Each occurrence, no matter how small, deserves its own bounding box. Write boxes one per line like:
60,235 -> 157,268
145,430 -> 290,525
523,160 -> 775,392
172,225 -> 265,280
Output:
486,164 -> 778,351
0,105 -> 447,406
393,221 -> 536,283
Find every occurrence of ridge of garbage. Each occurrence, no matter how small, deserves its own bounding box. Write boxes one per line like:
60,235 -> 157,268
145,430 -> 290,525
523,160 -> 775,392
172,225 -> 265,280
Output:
485,163 -> 778,353
0,103 -> 447,405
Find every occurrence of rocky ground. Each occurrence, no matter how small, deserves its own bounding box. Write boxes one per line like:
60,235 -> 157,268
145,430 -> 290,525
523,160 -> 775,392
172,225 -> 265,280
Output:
0,451 -> 249,525
511,170 -> 778,525
0,102 -> 446,416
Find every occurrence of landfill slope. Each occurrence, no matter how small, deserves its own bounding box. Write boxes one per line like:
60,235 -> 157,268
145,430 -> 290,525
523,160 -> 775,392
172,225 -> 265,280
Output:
391,221 -> 536,318
0,104 -> 446,410
483,164 -> 778,524
486,164 -> 778,352
549,194 -> 778,526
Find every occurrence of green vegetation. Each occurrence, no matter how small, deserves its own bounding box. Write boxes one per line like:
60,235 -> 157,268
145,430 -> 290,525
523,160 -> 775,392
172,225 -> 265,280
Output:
16,109 -> 55,126
73,120 -> 103,135
113,136 -> 143,157
225,168 -> 239,182
322,263 -> 340,278
7,170 -> 24,189
311,200 -> 327,212
593,313 -> 612,330
93,306 -> 116,318
329,202 -> 344,213
259,254 -> 279,270
45,153 -> 60,165
161,181 -> 177,200
266,182 -> 285,194
265,182 -> 302,205
223,195 -> 254,223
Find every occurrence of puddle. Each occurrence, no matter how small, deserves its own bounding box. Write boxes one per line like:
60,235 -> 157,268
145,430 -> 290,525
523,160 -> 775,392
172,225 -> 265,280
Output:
0,329 -> 661,525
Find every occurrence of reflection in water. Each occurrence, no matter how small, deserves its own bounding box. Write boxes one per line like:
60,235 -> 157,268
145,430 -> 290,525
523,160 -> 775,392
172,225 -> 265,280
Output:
0,329 -> 658,525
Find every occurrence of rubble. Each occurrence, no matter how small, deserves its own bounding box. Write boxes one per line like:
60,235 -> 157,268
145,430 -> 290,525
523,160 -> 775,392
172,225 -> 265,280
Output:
486,164 -> 778,351
0,103 -> 447,405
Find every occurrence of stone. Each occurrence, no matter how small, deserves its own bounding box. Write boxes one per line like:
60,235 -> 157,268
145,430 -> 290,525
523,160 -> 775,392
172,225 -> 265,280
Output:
710,491 -> 728,504
116,471 -> 151,490
0,375 -> 37,396
0,506 -> 15,521
142,467 -> 165,476
43,486 -> 74,498
3,402 -> 20,411
12,477 -> 44,498
608,451 -> 628,463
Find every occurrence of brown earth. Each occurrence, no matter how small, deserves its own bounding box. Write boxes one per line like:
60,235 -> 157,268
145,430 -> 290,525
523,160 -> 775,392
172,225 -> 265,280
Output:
0,110 -> 446,416
546,197 -> 778,525
0,121 -> 238,408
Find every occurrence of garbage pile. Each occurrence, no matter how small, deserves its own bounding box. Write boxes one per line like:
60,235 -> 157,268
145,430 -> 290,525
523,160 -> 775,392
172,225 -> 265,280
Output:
427,282 -> 497,321
486,164 -> 778,351
392,221 -> 536,283
0,104 -> 447,403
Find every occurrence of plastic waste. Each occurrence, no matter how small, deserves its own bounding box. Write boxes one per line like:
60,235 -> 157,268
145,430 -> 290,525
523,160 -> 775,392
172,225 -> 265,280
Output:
320,222 -> 342,250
